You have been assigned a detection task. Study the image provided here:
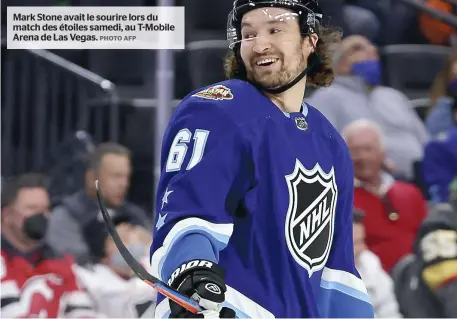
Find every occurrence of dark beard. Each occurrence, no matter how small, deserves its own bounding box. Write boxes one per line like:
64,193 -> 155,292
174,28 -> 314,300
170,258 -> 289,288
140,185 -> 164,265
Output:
246,40 -> 306,89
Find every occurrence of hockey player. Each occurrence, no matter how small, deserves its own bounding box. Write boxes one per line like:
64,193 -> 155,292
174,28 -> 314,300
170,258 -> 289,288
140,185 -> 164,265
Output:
150,0 -> 374,317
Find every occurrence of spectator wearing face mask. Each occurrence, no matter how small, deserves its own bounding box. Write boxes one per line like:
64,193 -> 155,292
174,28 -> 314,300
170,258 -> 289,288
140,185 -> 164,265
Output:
306,35 -> 429,180
427,52 -> 457,137
74,213 -> 156,318
47,142 -> 151,265
0,173 -> 99,318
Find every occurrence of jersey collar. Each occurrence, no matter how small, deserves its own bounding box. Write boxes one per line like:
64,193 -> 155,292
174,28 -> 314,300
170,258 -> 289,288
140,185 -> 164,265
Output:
1,236 -> 44,263
282,101 -> 309,118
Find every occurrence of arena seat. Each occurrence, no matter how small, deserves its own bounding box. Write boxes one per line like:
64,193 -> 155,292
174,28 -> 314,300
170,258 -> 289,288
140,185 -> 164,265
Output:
410,97 -> 432,121
381,44 -> 452,99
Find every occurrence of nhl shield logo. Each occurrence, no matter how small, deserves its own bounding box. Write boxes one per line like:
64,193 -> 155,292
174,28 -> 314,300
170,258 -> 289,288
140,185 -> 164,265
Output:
284,159 -> 338,277
295,117 -> 308,131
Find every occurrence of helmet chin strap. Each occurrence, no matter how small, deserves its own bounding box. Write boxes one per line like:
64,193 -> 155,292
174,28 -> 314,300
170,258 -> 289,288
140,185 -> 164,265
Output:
261,52 -> 321,94
257,37 -> 321,95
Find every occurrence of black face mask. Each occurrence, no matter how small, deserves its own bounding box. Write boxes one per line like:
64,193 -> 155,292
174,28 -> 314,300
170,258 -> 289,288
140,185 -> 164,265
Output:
23,213 -> 48,240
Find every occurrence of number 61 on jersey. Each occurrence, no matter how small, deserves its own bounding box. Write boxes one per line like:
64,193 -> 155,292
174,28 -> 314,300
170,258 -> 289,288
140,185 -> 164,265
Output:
165,129 -> 210,172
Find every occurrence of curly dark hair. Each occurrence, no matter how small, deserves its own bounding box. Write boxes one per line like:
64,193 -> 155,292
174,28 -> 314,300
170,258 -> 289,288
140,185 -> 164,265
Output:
224,23 -> 342,88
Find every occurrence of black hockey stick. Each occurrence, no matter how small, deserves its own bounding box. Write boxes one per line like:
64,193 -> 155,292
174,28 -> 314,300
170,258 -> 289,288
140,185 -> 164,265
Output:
94,180 -> 202,314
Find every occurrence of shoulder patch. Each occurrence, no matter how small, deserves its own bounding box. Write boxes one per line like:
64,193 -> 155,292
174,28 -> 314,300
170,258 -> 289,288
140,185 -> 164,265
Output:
192,85 -> 234,101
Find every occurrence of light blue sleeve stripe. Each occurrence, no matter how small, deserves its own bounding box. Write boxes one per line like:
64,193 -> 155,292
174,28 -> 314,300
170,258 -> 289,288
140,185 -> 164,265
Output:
158,225 -> 231,280
223,301 -> 248,318
318,283 -> 374,318
320,279 -> 371,303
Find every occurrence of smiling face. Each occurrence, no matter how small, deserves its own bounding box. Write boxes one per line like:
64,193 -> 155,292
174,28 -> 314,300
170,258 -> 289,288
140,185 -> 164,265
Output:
239,7 -> 316,89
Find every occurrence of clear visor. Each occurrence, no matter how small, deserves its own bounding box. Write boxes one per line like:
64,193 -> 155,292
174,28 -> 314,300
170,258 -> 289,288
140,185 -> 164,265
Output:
227,1 -> 320,49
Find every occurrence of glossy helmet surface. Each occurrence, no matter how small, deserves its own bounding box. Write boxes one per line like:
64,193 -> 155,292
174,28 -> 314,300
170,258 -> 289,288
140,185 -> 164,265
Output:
227,0 -> 322,49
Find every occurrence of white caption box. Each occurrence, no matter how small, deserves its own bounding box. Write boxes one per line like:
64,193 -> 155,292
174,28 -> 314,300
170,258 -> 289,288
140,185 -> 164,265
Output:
7,6 -> 185,50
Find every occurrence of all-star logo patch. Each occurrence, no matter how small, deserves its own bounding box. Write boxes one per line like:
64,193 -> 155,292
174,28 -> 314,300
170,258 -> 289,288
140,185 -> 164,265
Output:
284,159 -> 338,277
192,85 -> 234,101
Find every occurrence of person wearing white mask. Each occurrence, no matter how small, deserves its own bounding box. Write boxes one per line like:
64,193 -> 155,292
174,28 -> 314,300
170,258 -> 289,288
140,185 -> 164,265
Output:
75,213 -> 157,318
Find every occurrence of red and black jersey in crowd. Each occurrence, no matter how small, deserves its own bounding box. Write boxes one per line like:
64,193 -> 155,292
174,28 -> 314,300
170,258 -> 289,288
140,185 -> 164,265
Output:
0,237 -> 97,318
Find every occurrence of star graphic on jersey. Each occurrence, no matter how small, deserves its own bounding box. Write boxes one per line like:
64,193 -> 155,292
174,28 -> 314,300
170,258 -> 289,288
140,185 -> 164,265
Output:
156,213 -> 167,230
161,188 -> 174,210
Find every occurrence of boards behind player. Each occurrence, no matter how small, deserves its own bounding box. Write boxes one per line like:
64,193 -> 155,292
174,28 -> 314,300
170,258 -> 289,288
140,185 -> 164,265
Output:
151,1 -> 375,317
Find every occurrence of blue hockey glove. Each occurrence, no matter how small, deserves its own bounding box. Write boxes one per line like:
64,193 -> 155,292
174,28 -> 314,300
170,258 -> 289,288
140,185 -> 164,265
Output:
167,259 -> 236,318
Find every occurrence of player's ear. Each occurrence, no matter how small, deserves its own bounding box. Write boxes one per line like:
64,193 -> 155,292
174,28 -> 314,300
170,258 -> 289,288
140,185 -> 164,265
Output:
302,33 -> 318,56
309,33 -> 318,51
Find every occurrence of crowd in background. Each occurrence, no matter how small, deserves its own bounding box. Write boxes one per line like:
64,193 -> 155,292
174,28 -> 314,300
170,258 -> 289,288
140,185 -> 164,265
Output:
305,33 -> 457,317
1,0 -> 457,318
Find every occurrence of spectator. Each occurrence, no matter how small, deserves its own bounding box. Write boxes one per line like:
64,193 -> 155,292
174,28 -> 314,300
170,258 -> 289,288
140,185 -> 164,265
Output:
320,0 -> 380,41
47,142 -> 151,265
75,213 -> 156,317
394,203 -> 457,317
306,35 -> 429,180
426,52 -> 457,137
0,173 -> 99,318
342,119 -> 427,272
422,100 -> 457,204
353,209 -> 402,318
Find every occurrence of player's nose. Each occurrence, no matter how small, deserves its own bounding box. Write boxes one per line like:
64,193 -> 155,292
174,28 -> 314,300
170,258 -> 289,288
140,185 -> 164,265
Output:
252,35 -> 272,53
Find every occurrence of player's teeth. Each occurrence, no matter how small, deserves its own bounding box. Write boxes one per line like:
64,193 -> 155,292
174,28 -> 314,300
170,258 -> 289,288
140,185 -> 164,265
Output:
257,58 -> 277,65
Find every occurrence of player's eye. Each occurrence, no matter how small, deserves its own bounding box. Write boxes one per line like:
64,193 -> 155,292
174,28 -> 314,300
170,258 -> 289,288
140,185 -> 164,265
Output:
270,28 -> 282,35
242,32 -> 256,39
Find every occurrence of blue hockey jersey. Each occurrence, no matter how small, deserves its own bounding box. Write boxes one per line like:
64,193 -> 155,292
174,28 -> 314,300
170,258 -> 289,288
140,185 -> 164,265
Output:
150,79 -> 374,318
